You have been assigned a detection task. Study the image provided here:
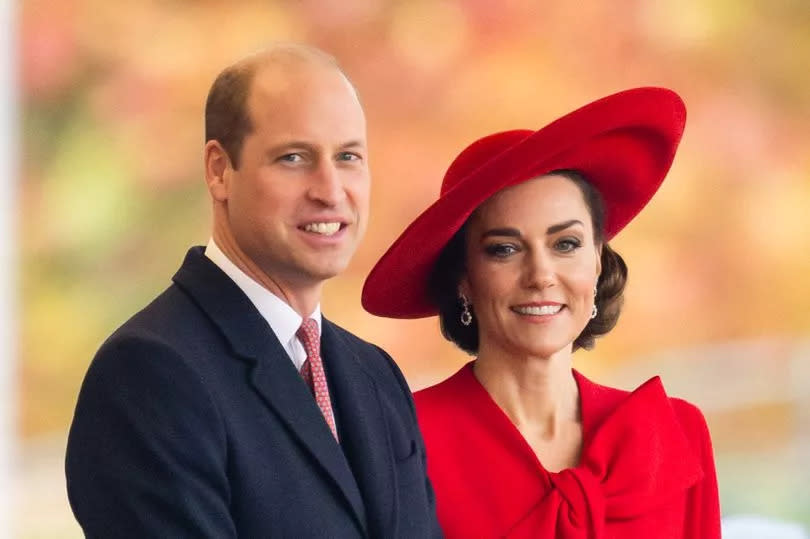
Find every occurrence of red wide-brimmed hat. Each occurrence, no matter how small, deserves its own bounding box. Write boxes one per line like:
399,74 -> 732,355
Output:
362,87 -> 686,318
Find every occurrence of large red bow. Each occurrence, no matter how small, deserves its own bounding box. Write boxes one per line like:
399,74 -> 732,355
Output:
504,377 -> 703,538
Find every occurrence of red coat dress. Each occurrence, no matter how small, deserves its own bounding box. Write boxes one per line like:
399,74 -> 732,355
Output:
414,362 -> 721,538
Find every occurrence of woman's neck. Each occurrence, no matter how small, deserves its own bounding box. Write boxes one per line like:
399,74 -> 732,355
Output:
473,345 -> 580,441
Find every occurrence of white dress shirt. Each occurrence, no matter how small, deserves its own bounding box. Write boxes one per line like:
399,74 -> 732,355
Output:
204,238 -> 322,371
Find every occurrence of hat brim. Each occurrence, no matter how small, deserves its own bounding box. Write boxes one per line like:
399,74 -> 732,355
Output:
362,87 -> 686,318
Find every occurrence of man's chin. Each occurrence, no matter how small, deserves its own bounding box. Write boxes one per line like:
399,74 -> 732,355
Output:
292,257 -> 354,284
309,262 -> 351,282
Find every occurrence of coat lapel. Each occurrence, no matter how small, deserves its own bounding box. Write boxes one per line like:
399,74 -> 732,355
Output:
172,247 -> 368,535
321,321 -> 396,538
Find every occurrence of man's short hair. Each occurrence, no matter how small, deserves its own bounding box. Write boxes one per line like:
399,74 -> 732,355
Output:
204,44 -> 346,169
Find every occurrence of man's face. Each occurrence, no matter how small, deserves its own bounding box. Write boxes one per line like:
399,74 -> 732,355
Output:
223,63 -> 370,289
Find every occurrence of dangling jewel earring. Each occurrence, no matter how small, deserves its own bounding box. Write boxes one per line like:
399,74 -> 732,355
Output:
459,295 -> 473,326
590,284 -> 598,320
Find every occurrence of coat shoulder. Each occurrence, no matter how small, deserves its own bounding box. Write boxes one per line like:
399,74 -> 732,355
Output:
322,319 -> 413,396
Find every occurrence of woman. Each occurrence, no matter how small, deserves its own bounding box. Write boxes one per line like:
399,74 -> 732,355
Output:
362,88 -> 721,538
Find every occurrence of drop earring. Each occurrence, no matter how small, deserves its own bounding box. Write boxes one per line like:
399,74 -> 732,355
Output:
459,295 -> 473,326
590,284 -> 598,319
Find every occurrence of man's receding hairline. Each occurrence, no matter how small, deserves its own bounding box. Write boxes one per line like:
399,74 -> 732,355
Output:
204,44 -> 360,168
230,43 -> 345,86
229,44 -> 360,115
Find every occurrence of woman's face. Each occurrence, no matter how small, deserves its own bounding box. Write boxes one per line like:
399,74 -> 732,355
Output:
461,174 -> 601,360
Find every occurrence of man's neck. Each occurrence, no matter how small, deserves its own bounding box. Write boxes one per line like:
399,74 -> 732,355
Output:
211,226 -> 322,318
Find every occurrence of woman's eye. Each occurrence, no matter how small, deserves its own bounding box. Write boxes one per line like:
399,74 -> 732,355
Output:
484,244 -> 518,258
555,237 -> 582,252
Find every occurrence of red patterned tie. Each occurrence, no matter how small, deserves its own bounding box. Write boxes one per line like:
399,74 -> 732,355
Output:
297,319 -> 338,441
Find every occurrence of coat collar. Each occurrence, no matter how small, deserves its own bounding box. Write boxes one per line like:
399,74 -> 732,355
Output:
172,247 -> 369,535
320,323 -> 399,538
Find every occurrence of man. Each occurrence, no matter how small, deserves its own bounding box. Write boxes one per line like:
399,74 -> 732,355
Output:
66,44 -> 441,538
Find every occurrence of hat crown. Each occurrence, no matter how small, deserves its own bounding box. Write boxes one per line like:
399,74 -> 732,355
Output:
440,130 -> 534,196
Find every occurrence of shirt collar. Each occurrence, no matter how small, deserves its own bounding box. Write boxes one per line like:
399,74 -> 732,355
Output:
204,238 -> 322,360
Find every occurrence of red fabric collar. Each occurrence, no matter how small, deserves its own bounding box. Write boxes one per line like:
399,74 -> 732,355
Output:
450,362 -> 704,537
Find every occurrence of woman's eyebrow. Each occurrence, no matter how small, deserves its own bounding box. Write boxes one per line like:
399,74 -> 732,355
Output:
480,220 -> 584,239
480,227 -> 522,239
547,219 -> 583,235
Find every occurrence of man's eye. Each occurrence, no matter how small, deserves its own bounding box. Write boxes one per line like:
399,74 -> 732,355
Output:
278,153 -> 303,163
484,244 -> 518,258
337,152 -> 361,162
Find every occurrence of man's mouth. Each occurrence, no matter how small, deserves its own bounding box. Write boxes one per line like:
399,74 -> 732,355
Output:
301,222 -> 343,236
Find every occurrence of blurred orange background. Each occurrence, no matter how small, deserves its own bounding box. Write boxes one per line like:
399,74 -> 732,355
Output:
19,0 -> 810,536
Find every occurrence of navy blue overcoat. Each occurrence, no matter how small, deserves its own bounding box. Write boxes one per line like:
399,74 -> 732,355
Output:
66,247 -> 441,538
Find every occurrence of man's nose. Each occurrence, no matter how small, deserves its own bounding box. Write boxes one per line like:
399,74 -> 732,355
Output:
308,161 -> 346,206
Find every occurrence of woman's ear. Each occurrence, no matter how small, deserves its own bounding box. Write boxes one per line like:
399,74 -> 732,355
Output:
458,276 -> 471,302
595,242 -> 603,279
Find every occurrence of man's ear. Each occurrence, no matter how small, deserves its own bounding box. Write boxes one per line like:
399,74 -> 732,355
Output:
204,140 -> 232,202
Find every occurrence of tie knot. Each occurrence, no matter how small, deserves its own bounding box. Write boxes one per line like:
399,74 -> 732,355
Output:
296,318 -> 320,358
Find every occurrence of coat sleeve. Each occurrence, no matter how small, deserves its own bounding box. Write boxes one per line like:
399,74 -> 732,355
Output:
673,398 -> 722,539
65,335 -> 237,539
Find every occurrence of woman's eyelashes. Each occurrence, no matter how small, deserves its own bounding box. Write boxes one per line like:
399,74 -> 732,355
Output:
483,242 -> 520,258
482,236 -> 583,259
554,236 -> 582,253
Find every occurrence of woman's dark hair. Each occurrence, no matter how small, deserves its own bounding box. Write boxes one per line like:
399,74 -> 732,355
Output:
427,170 -> 628,355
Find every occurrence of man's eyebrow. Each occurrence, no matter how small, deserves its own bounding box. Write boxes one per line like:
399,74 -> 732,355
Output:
266,140 -> 366,154
338,140 -> 365,150
266,141 -> 318,154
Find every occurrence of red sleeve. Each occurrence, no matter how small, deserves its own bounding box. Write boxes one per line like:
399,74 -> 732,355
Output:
672,398 -> 722,538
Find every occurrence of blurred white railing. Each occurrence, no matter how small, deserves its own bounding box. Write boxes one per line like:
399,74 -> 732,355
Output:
0,1 -> 17,537
600,337 -> 810,534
